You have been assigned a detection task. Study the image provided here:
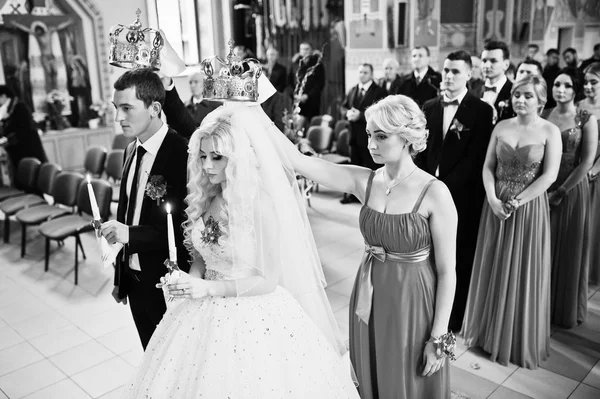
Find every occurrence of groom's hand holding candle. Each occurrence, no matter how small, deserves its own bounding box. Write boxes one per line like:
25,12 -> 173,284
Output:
100,220 -> 129,245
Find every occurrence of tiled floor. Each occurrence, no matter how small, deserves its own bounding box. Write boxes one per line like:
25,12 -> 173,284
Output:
0,187 -> 599,398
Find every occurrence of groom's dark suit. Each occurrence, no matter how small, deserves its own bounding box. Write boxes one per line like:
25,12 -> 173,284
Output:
416,92 -> 494,331
114,128 -> 190,349
470,79 -> 516,123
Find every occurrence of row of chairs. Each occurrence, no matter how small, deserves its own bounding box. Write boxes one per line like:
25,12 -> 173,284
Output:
0,158 -> 113,284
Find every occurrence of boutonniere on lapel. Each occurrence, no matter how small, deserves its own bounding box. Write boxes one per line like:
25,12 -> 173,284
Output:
145,174 -> 167,205
497,101 -> 509,119
449,118 -> 468,140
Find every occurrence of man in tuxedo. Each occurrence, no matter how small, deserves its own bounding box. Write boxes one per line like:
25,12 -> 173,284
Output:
264,47 -> 287,93
0,85 -> 47,171
340,63 -> 387,203
397,46 -> 441,106
416,50 -> 494,331
470,40 -> 516,124
543,49 -> 561,109
101,69 -> 190,349
378,58 -> 402,95
185,72 -> 221,125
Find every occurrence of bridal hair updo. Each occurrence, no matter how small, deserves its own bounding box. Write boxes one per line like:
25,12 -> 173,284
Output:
511,74 -> 547,112
364,95 -> 428,156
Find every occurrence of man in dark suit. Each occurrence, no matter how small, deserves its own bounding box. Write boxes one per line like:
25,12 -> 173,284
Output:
397,46 -> 441,106
340,64 -> 387,203
378,58 -> 403,95
100,69 -> 190,349
416,50 -> 494,332
264,47 -> 287,93
470,40 -> 516,124
185,72 -> 221,126
0,85 -> 47,171
543,48 -> 561,109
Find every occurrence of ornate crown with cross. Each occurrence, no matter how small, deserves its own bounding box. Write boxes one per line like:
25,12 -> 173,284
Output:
201,40 -> 262,102
108,9 -> 164,70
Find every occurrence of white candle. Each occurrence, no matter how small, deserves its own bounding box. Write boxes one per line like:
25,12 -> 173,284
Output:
86,174 -> 101,220
165,203 -> 177,262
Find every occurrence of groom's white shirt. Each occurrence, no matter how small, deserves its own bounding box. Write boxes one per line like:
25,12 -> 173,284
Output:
125,122 -> 168,271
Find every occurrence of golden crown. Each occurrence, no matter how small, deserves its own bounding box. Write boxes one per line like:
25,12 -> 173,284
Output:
201,40 -> 262,102
108,9 -> 163,70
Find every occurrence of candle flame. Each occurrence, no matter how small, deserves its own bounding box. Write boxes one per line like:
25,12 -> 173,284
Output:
86,174 -> 91,184
165,203 -> 171,214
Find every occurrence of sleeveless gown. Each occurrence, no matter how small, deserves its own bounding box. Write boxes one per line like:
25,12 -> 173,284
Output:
462,137 -> 551,369
549,109 -> 591,328
349,173 -> 450,399
122,219 -> 360,398
588,120 -> 600,285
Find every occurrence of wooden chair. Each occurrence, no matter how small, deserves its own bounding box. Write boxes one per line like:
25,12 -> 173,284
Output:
39,178 -> 112,284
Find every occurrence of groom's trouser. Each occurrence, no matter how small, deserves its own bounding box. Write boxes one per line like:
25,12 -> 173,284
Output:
125,268 -> 167,350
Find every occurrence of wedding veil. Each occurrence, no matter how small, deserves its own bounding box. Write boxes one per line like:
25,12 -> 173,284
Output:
186,77 -> 347,357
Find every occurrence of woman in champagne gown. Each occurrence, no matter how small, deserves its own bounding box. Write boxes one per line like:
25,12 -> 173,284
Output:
579,62 -> 600,284
277,95 -> 457,399
545,67 -> 598,328
462,75 -> 562,369
123,104 -> 359,398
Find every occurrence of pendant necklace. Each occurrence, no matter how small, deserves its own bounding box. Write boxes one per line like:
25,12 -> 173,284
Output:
384,166 -> 418,195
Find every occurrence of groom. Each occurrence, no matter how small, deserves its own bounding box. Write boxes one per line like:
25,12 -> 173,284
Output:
100,68 -> 190,349
416,50 -> 494,332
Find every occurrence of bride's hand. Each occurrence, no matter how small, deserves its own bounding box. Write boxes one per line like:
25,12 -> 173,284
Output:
165,271 -> 211,299
489,198 -> 510,220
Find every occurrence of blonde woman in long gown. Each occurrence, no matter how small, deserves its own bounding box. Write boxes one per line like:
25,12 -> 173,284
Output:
462,75 -> 562,368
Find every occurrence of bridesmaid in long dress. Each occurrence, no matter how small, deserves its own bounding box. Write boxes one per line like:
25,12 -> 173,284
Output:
545,67 -> 598,328
578,62 -> 600,285
275,95 -> 457,398
462,75 -> 562,369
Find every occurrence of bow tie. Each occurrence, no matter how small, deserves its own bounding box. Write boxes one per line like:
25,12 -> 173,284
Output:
441,99 -> 459,107
484,86 -> 497,92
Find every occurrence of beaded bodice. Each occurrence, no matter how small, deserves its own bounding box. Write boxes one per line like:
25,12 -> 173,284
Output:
550,109 -> 591,189
191,218 -> 234,281
495,137 -> 545,200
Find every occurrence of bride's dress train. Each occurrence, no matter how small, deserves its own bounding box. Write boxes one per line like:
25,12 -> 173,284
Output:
123,222 -> 359,398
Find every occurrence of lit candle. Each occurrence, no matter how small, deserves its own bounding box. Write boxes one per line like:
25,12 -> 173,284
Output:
165,203 -> 177,262
86,174 -> 101,220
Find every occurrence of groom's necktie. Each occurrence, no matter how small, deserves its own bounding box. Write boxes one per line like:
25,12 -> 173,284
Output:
126,145 -> 147,226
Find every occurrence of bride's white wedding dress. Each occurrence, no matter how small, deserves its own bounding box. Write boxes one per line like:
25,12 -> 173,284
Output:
123,220 -> 359,398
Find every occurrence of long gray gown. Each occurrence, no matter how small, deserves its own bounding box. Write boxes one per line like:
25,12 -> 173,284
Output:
349,172 -> 450,399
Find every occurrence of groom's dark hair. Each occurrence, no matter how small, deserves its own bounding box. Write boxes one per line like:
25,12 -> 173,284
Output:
113,68 -> 165,108
446,51 -> 472,68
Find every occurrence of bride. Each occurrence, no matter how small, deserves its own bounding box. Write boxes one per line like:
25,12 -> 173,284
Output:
122,100 -> 359,398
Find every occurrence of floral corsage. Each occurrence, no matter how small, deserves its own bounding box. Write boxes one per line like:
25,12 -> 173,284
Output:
497,100 -> 509,119
426,331 -> 457,361
449,118 -> 467,140
145,174 -> 167,205
200,216 -> 223,246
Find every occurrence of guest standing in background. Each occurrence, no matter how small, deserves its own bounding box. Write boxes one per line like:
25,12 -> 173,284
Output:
580,44 -> 600,72
378,58 -> 402,95
543,49 -> 561,109
397,46 -> 441,106
516,59 -> 543,80
462,75 -> 562,369
578,62 -> 600,285
184,72 -> 221,126
264,47 -> 287,93
292,51 -> 325,130
275,94 -> 456,399
468,56 -> 485,94
563,48 -> 583,70
0,85 -> 47,172
417,51 -> 494,332
472,41 -> 516,124
545,67 -> 598,328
